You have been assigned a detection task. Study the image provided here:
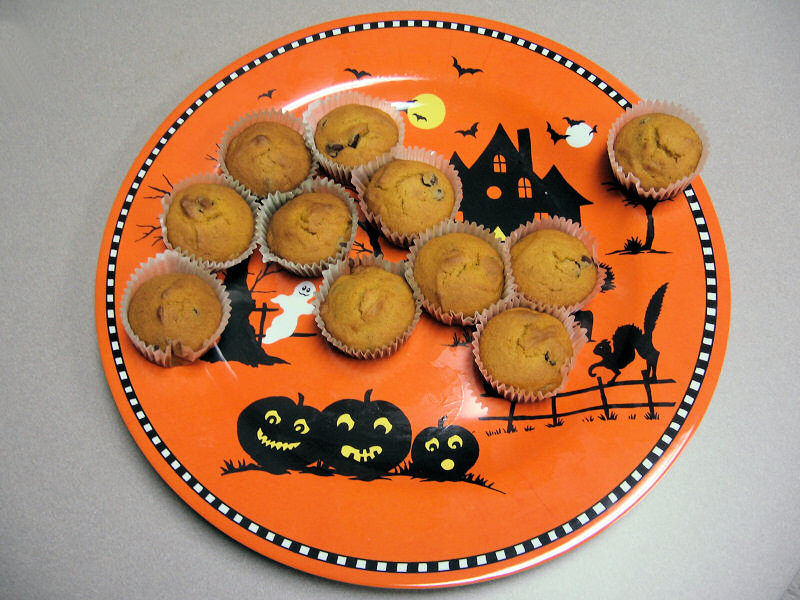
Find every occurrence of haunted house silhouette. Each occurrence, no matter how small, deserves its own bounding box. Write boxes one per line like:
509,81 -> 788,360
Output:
451,124 -> 591,236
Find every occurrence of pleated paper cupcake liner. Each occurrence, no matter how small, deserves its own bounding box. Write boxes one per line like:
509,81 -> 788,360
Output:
505,216 -> 606,313
405,220 -> 515,326
255,177 -> 359,277
607,99 -> 709,200
159,172 -> 259,272
120,250 -> 231,367
312,255 -> 422,359
218,108 -> 318,201
471,296 -> 587,403
302,91 -> 405,184
351,145 -> 463,248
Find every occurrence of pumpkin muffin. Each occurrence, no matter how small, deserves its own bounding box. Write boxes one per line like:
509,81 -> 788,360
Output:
127,272 -> 223,354
510,228 -> 598,307
314,104 -> 399,168
364,159 -> 456,237
319,265 -> 416,352
478,307 -> 573,396
224,121 -> 312,196
613,112 -> 703,191
266,191 -> 353,265
164,182 -> 255,264
413,232 -> 504,316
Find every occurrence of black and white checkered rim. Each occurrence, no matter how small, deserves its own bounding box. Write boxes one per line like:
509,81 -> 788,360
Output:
102,17 -> 720,576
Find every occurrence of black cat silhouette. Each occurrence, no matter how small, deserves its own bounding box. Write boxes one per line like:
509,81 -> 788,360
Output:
589,283 -> 667,382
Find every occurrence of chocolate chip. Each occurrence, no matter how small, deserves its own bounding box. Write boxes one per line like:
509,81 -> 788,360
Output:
326,143 -> 344,157
347,133 -> 360,149
420,172 -> 438,187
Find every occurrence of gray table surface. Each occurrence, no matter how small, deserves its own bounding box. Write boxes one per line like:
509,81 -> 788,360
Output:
2,1 -> 798,598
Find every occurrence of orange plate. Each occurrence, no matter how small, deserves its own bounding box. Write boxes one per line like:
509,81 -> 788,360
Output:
95,12 -> 730,589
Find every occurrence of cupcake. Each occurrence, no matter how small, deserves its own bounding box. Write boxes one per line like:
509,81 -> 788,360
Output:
257,178 -> 358,277
303,92 -> 404,182
219,110 -> 315,198
507,217 -> 604,312
121,251 -> 231,367
352,147 -> 462,247
315,257 -> 420,358
408,221 -> 511,325
608,100 -> 708,199
161,176 -> 257,269
472,299 -> 586,402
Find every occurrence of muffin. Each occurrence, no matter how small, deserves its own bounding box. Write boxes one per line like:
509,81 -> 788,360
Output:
510,227 -> 598,308
266,191 -> 353,266
164,182 -> 255,265
224,120 -> 312,196
363,159 -> 456,238
613,112 -> 702,191
478,307 -> 574,397
313,104 -> 399,169
413,232 -> 504,317
127,272 -> 223,355
318,264 -> 416,354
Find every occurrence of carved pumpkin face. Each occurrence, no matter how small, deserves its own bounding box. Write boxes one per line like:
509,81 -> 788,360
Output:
318,389 -> 411,479
410,416 -> 479,481
237,395 -> 321,473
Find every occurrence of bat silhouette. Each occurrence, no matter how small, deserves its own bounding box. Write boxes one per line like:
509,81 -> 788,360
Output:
258,89 -> 276,99
546,121 -> 568,143
563,116 -> 585,126
451,56 -> 483,77
344,67 -> 371,79
455,122 -> 479,137
410,112 -> 428,122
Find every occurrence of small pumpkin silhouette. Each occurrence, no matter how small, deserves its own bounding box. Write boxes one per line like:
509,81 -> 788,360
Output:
318,389 -> 411,479
410,415 -> 479,481
237,393 -> 321,474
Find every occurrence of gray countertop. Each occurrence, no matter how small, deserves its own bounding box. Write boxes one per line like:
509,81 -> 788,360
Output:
2,1 -> 799,598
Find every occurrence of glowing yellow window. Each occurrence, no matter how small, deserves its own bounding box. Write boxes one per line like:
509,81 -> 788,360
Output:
518,178 -> 532,198
492,154 -> 507,173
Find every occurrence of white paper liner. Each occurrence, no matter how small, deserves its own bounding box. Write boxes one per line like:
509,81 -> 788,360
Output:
160,173 -> 259,272
255,177 -> 359,277
302,91 -> 405,184
405,220 -> 515,326
217,108 -> 318,201
351,146 -> 464,248
120,250 -> 232,367
607,99 -> 709,200
505,216 -> 606,313
471,297 -> 588,403
312,255 -> 422,359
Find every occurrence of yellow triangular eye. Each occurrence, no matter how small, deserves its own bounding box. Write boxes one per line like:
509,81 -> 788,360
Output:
492,226 -> 506,241
293,418 -> 310,434
424,438 -> 440,451
264,410 -> 281,425
373,417 -> 393,434
336,413 -> 354,431
447,435 -> 463,449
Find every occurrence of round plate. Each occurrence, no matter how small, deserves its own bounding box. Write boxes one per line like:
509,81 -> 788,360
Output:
95,11 -> 729,589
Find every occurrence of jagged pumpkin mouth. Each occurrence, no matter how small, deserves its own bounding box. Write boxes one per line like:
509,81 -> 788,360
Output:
340,445 -> 383,462
257,428 -> 301,451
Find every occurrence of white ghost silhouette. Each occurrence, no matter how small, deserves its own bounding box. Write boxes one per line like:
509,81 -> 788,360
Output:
261,281 -> 316,345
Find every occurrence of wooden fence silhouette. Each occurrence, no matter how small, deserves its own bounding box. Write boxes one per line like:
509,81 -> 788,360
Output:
479,370 -> 676,433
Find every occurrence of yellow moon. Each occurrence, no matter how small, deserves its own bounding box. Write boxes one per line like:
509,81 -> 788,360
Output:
406,93 -> 446,129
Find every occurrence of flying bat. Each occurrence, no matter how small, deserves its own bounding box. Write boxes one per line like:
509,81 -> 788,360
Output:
344,67 -> 371,79
451,56 -> 483,77
455,122 -> 479,137
563,116 -> 585,127
258,89 -> 276,99
411,112 -> 428,122
546,121 -> 568,143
